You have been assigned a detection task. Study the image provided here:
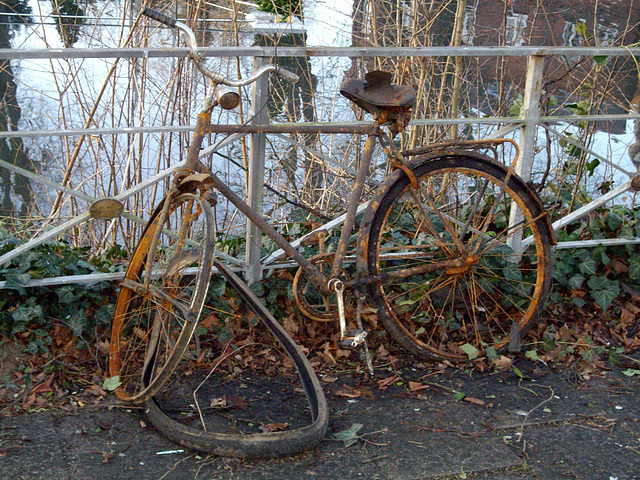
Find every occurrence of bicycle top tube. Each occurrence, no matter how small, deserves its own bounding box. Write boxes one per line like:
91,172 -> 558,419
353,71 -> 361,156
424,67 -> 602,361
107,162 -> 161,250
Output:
205,122 -> 381,136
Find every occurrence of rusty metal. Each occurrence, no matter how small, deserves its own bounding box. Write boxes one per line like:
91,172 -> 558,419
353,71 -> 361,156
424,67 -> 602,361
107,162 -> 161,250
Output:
292,252 -> 349,322
403,138 -> 520,162
127,61 -> 555,366
327,133 -> 379,283
342,254 -> 481,290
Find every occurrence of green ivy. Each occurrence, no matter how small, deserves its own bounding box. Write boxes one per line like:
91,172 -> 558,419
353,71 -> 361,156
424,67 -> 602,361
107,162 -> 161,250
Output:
0,238 -> 123,353
551,205 -> 640,313
254,0 -> 302,18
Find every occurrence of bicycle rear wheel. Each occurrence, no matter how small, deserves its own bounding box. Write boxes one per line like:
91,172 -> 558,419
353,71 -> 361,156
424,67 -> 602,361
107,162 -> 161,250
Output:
360,152 -> 553,361
109,192 -> 215,403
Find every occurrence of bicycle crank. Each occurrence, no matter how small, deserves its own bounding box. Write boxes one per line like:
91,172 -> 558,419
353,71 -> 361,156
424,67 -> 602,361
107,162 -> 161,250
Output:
329,279 -> 370,351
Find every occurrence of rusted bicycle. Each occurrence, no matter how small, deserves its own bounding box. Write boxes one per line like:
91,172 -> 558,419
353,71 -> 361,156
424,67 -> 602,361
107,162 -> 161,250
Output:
108,7 -> 554,456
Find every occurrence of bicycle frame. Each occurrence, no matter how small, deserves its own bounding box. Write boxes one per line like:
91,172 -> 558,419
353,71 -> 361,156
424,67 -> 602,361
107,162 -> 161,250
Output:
183,104 -> 383,296
141,8 -> 444,300
177,84 -> 493,300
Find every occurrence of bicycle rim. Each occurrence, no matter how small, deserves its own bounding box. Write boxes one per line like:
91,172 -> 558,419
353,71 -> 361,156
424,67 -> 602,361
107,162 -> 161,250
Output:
109,192 -> 215,403
361,153 -> 553,361
142,259 -> 329,458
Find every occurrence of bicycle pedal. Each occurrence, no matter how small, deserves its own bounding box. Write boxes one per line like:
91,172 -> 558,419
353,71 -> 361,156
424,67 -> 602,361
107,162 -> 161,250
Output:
338,329 -> 368,348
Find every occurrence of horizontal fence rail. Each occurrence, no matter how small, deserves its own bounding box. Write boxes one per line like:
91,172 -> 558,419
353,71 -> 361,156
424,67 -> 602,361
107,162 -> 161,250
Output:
2,45 -> 640,60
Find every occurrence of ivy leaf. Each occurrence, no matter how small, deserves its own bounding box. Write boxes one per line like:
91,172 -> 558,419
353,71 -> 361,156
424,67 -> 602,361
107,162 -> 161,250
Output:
103,376 -> 122,391
460,343 -> 479,360
67,310 -> 88,337
568,274 -> 585,289
209,275 -> 227,298
333,423 -> 363,447
629,257 -> 640,280
56,286 -> 79,304
578,257 -> 597,275
586,158 -> 600,176
503,264 -> 523,283
587,276 -> 620,310
622,369 -> 640,377
593,55 -> 608,66
94,304 -> 114,326
3,272 -> 32,295
249,281 -> 265,297
525,350 -> 540,361
11,304 -> 44,324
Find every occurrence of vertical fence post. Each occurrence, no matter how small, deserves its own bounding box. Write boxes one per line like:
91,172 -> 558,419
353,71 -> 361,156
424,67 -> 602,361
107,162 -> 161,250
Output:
517,55 -> 545,181
245,56 -> 269,285
508,55 -> 545,256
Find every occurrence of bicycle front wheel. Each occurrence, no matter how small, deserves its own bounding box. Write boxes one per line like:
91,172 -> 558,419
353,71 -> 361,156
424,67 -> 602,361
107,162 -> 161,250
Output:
142,259 -> 329,458
109,192 -> 215,403
360,153 -> 553,361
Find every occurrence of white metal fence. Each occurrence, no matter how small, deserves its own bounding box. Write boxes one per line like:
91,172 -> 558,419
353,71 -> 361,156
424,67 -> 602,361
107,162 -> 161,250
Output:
1,45 -> 639,287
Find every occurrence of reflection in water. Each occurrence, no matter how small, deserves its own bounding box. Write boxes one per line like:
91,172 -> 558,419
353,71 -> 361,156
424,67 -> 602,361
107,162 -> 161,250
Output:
50,0 -> 85,47
0,0 -> 33,218
254,32 -> 321,201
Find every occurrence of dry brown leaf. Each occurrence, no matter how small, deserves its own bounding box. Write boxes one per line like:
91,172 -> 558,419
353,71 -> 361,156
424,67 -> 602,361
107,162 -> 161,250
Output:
86,384 -> 107,397
283,315 -> 299,336
228,396 -> 248,411
96,340 -> 110,354
210,397 -> 228,409
463,396 -> 486,406
260,422 -> 289,433
408,381 -> 429,392
613,259 -> 628,275
335,385 -> 362,398
376,376 -> 398,389
492,355 -> 513,370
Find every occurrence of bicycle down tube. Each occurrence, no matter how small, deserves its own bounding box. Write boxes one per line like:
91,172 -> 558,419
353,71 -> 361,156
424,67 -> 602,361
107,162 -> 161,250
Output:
192,110 -> 383,295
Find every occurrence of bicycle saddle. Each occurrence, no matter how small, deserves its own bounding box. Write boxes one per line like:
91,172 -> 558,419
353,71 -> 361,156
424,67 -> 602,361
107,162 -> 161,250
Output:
340,70 -> 416,116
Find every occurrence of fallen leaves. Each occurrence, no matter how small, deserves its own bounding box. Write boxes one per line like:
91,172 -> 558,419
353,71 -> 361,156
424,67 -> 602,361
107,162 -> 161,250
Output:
259,422 -> 289,433
333,423 -> 363,447
408,381 -> 429,393
376,375 -> 399,390
463,396 -> 486,406
334,385 -> 362,398
332,423 -> 389,448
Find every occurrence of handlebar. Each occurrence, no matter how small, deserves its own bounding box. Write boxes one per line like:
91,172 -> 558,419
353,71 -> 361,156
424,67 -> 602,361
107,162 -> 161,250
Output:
142,7 -> 299,87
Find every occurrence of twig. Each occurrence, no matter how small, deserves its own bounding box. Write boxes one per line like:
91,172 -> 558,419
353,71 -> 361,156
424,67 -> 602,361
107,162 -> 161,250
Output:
329,428 -> 390,447
193,342 -> 255,430
515,385 -> 555,444
158,454 -> 196,480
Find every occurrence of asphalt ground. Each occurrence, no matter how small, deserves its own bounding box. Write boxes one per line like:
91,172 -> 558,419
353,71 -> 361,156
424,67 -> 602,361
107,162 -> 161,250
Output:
1,360 -> 639,480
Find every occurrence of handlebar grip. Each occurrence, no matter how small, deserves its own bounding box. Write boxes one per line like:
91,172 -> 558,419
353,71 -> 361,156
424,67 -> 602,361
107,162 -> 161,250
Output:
276,67 -> 299,84
142,7 -> 177,28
